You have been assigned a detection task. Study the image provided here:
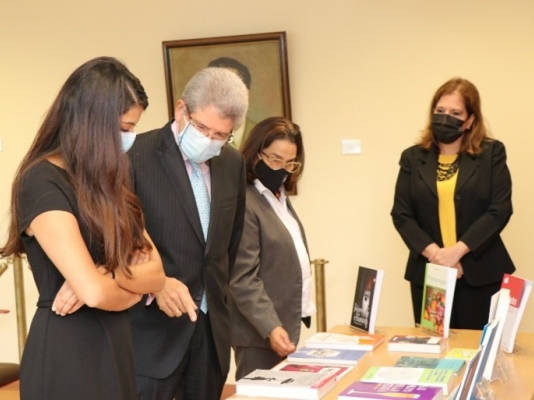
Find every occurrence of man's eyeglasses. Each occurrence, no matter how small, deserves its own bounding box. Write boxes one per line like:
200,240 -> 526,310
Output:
259,152 -> 302,173
187,114 -> 233,143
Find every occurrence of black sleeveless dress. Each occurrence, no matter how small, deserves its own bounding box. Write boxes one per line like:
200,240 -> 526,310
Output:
17,161 -> 138,400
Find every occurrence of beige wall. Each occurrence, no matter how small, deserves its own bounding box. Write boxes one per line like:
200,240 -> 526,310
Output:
2,0 -> 534,380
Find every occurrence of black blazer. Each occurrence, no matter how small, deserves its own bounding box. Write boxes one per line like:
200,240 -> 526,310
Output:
127,121 -> 246,379
391,140 -> 515,287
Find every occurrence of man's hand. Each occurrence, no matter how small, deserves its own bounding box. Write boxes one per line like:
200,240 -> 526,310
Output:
268,326 -> 296,357
155,277 -> 198,322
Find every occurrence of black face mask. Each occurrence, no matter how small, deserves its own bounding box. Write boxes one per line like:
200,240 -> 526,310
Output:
431,113 -> 466,144
255,159 -> 289,193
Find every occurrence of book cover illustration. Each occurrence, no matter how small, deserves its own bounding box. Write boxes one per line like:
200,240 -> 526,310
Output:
338,381 -> 443,400
361,366 -> 455,395
420,263 -> 457,338
394,356 -> 465,373
305,332 -> 385,351
351,266 -> 384,334
288,347 -> 368,366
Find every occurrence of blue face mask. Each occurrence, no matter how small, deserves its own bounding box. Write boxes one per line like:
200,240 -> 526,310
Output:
121,131 -> 137,152
178,115 -> 226,163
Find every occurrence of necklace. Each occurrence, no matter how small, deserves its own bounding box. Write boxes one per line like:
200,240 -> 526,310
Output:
437,155 -> 460,181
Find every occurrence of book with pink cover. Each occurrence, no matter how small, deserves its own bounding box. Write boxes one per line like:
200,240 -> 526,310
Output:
338,381 -> 443,400
272,361 -> 352,380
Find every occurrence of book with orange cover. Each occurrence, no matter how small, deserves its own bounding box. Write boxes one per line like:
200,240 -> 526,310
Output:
305,331 -> 385,351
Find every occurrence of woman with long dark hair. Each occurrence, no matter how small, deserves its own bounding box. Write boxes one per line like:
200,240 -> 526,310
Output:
0,57 -> 165,399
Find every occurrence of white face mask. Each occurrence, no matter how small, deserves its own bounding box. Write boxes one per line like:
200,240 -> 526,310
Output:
121,131 -> 137,152
178,115 -> 226,163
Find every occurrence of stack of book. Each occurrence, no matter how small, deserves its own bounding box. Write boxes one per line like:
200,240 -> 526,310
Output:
387,334 -> 446,354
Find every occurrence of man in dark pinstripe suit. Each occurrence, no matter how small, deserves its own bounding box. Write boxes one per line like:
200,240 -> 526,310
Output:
128,68 -> 248,400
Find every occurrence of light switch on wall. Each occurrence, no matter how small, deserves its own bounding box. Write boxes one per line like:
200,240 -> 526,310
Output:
341,139 -> 361,154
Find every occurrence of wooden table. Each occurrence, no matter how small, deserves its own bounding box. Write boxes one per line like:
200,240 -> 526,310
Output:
227,325 -> 534,399
0,381 -> 19,400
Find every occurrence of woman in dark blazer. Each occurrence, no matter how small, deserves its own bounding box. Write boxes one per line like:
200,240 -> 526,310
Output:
391,77 -> 515,330
229,117 -> 315,380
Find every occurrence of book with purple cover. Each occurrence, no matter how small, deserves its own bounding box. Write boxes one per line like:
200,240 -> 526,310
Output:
338,381 -> 443,400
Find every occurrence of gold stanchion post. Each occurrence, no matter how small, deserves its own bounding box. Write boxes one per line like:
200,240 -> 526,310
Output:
311,258 -> 329,332
13,256 -> 27,361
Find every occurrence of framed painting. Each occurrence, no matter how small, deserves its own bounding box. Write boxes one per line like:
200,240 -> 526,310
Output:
162,31 -> 292,150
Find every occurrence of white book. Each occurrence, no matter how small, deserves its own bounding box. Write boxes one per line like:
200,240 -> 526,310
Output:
464,318 -> 500,398
420,263 -> 457,338
350,266 -> 384,334
483,288 -> 510,380
235,369 -> 337,400
287,346 -> 368,366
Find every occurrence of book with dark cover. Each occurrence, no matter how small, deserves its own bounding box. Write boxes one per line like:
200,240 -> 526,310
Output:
351,266 -> 384,334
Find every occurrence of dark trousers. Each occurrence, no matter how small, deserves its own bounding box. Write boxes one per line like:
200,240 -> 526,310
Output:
136,312 -> 226,400
410,279 -> 501,330
234,346 -> 285,381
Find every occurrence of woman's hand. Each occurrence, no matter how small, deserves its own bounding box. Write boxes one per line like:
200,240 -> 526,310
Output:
428,241 -> 469,267
268,326 -> 296,357
52,266 -> 111,316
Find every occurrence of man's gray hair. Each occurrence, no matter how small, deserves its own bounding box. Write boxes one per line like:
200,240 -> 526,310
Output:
182,68 -> 249,127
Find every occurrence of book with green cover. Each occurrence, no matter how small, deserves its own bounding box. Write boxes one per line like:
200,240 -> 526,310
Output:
394,356 -> 465,373
420,263 -> 457,338
361,366 -> 455,395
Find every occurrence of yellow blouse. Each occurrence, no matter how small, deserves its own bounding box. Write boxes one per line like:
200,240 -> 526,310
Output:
437,154 -> 459,247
